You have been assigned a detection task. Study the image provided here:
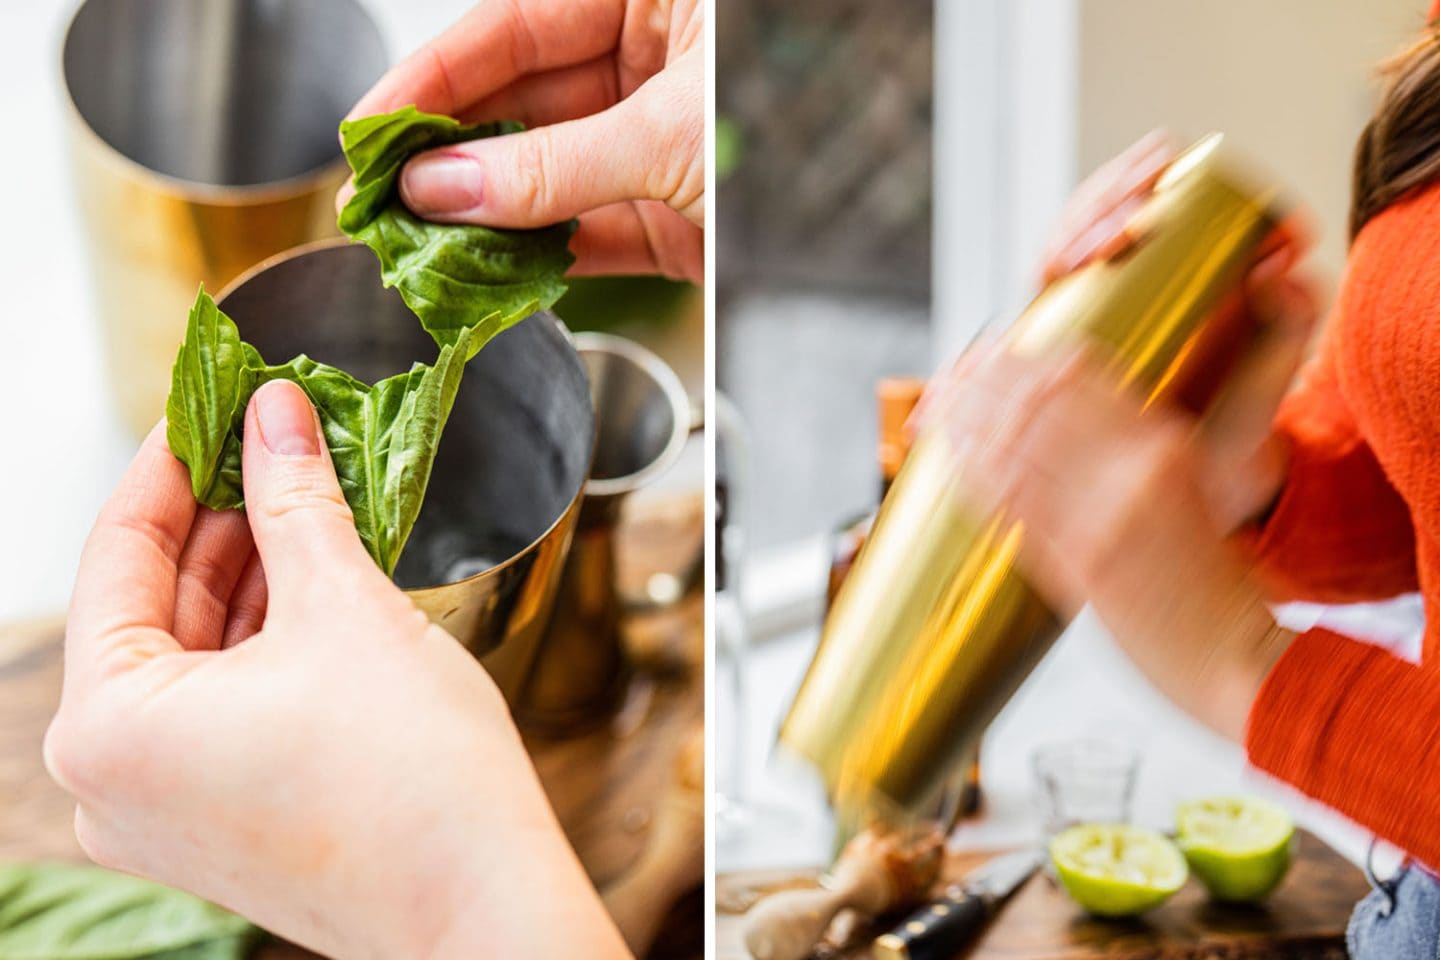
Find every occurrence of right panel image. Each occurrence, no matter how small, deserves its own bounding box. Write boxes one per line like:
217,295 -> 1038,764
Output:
714,2 -> 1436,959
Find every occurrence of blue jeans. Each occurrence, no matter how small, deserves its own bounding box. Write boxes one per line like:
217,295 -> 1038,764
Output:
1348,863 -> 1440,959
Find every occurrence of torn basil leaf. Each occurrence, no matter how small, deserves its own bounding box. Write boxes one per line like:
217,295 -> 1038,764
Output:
338,105 -> 575,357
252,328 -> 474,575
166,289 -> 474,575
0,862 -> 260,960
166,106 -> 576,576
164,291 -> 254,509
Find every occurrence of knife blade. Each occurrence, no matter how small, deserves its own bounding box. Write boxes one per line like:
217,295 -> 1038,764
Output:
872,850 -> 1041,960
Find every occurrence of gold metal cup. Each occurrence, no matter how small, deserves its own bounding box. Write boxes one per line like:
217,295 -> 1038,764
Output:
216,241 -> 596,703
62,0 -> 388,438
779,134 -> 1283,828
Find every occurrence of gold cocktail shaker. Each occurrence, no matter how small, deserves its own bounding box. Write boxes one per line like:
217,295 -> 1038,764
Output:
779,134 -> 1284,829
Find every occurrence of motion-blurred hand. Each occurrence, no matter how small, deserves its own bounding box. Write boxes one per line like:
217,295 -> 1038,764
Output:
343,0 -> 703,283
926,342 -> 1293,742
46,381 -> 630,960
1035,130 -> 1318,531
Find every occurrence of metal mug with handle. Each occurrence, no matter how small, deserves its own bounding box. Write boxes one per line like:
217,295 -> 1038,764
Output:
516,332 -> 695,732
63,0 -> 388,437
216,240 -> 596,704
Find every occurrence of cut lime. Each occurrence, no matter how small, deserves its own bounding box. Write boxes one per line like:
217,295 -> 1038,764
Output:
1176,796 -> 1294,902
1050,824 -> 1188,917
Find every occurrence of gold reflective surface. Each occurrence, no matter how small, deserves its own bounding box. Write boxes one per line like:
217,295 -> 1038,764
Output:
780,135 -> 1281,829
69,112 -> 348,438
413,492 -> 586,705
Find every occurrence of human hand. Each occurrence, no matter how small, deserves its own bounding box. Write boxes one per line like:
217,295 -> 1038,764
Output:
342,0 -> 703,283
45,381 -> 630,960
927,346 -> 1292,741
1038,130 -> 1181,286
1036,130 -> 1318,530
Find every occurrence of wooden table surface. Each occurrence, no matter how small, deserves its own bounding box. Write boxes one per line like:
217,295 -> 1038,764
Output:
717,831 -> 1369,960
0,494 -> 704,960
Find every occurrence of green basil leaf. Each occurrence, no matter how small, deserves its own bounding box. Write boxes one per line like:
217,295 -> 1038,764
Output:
252,326 -> 475,574
164,288 -> 253,509
338,105 -> 575,357
0,862 -> 260,960
165,290 -> 471,574
337,107 -> 522,231
166,107 -> 571,575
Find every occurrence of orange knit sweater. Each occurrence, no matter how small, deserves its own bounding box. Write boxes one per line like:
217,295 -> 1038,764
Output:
1245,179 -> 1440,868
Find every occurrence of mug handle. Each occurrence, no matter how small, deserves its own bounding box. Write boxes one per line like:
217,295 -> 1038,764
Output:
621,403 -> 707,611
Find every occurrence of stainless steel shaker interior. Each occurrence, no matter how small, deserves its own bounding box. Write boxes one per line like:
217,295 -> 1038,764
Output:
63,0 -> 387,186
216,242 -> 594,593
581,333 -> 693,499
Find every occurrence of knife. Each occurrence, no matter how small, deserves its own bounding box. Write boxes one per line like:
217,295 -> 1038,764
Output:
872,850 -> 1041,960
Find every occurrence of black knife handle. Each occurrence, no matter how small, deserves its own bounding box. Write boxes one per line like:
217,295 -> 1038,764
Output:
873,893 -> 989,960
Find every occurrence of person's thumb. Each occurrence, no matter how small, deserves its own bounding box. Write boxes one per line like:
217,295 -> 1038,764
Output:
399,51 -> 703,229
241,381 -> 376,609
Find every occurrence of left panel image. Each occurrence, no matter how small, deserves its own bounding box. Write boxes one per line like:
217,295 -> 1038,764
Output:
0,0 -> 705,957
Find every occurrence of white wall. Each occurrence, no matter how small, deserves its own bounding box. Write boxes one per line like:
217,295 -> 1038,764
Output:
1079,0 -> 1424,285
934,0 -> 1426,360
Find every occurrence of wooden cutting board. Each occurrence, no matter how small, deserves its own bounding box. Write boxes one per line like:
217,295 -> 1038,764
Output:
717,831 -> 1369,960
0,494 -> 704,960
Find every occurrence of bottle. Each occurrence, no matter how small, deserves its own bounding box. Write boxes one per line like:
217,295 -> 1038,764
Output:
825,377 -> 983,819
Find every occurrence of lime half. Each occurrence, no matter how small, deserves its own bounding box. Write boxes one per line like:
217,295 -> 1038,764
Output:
1050,824 -> 1188,917
1176,796 -> 1294,902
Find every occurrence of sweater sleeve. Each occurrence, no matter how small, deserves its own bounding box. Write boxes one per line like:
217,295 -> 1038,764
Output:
1246,628 -> 1440,869
1239,330 -> 1418,604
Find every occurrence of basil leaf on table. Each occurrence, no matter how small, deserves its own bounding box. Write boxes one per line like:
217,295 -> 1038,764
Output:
0,862 -> 260,960
166,289 -> 475,575
338,105 -> 576,356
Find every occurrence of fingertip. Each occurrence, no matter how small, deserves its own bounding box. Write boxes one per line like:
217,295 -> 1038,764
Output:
1056,206 -> 1139,278
335,180 -> 357,218
962,332 -> 1004,370
1275,209 -> 1317,255
399,147 -> 486,221
246,380 -> 322,460
343,83 -> 396,126
142,418 -> 173,456
1137,127 -> 1179,152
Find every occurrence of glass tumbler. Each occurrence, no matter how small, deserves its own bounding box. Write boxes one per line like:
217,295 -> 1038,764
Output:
1032,739 -> 1140,843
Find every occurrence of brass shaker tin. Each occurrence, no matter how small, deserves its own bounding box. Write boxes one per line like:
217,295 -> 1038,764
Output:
779,135 -> 1282,828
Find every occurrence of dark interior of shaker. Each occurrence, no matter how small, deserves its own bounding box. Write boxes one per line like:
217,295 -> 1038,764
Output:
63,0 -> 387,185
217,246 -> 594,589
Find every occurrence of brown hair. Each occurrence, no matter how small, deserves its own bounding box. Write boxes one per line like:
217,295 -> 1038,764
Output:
1351,28 -> 1440,240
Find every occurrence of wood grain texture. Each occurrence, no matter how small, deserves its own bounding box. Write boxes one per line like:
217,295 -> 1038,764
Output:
718,833 -> 1368,960
0,494 -> 703,960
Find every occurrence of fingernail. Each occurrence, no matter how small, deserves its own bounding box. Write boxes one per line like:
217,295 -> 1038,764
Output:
402,153 -> 483,215
254,381 -> 320,457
